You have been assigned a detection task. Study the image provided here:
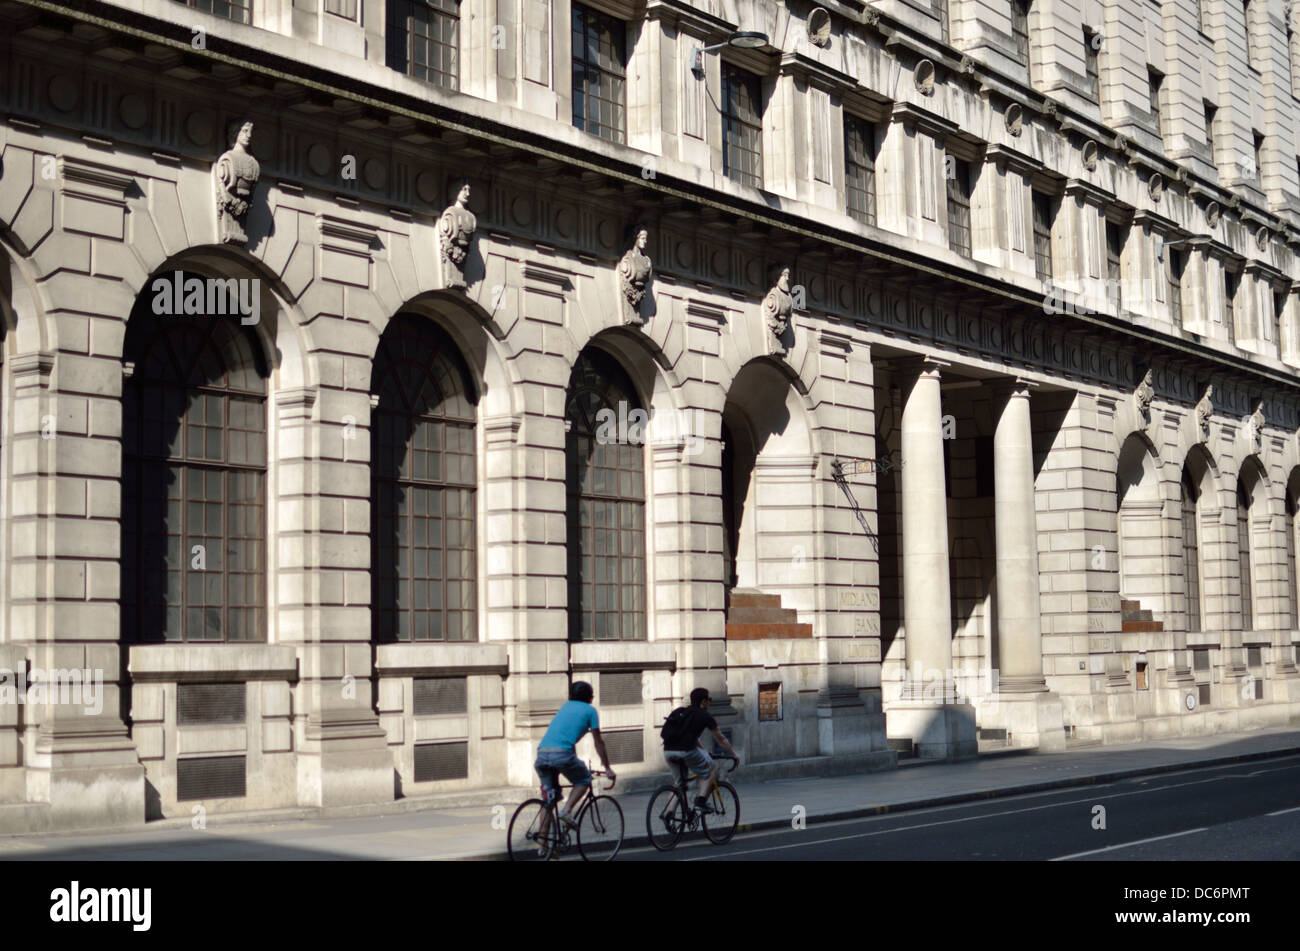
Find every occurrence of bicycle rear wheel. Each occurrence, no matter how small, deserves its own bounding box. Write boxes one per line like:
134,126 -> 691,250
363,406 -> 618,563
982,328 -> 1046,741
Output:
577,795 -> 625,861
702,781 -> 740,845
646,786 -> 687,851
508,799 -> 556,861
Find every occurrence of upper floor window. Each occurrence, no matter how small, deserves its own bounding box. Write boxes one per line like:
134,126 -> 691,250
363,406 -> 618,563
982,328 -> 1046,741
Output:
326,0 -> 357,19
1106,221 -> 1126,308
1181,466 -> 1202,633
1196,0 -> 1207,34
1032,191 -> 1055,282
946,157 -> 973,257
1166,247 -> 1186,326
1011,0 -> 1030,67
721,63 -> 764,189
1148,68 -> 1164,142
1244,0 -> 1257,70
1225,267 -> 1240,342
844,114 -> 878,226
1083,28 -> 1100,101
1252,130 -> 1265,181
387,0 -> 460,91
1204,102 -> 1218,162
571,3 -> 628,144
123,282 -> 269,643
174,0 -> 251,25
1237,478 -> 1255,631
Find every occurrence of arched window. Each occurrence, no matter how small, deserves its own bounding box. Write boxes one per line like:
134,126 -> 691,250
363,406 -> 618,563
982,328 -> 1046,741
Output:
371,315 -> 477,642
1237,477 -> 1254,632
122,289 -> 269,642
1180,466 -> 1201,633
565,348 -> 646,641
1286,490 -> 1298,631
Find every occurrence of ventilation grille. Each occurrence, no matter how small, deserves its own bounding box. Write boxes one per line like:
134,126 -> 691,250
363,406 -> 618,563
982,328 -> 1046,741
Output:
600,671 -> 642,706
413,677 -> 468,716
1251,678 -> 1264,700
177,683 -> 246,726
1193,649 -> 1211,673
1197,683 -> 1212,706
1247,647 -> 1263,668
602,729 -> 644,764
414,741 -> 469,781
177,755 -> 247,800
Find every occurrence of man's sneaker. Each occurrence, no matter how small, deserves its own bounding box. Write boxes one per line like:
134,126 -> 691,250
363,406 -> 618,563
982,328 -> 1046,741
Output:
558,812 -> 579,829
694,798 -> 715,815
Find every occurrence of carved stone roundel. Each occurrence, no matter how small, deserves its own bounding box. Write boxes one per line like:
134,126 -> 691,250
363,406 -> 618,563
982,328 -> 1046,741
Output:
914,60 -> 936,95
119,94 -> 148,130
307,143 -> 331,177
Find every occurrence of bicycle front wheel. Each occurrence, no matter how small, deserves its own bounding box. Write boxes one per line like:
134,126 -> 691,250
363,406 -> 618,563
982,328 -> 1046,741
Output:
646,786 -> 687,851
508,799 -> 556,861
577,795 -> 625,861
702,781 -> 740,845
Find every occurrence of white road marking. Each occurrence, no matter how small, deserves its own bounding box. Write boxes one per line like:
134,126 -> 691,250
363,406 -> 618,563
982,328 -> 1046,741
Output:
1266,805 -> 1300,816
1049,827 -> 1208,861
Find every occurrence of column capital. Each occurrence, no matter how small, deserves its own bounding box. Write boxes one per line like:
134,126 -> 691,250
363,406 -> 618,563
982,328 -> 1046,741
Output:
987,376 -> 1038,401
888,354 -> 950,381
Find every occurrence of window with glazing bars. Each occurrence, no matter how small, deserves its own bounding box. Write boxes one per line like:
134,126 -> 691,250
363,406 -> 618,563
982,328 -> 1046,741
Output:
371,315 -> 478,642
844,114 -> 877,226
1238,479 -> 1254,631
122,289 -> 268,643
1224,268 -> 1240,342
565,350 -> 647,641
1181,468 -> 1201,633
571,4 -> 628,144
1244,0 -> 1256,69
1287,494 -> 1299,630
326,0 -> 357,19
1203,102 -> 1217,160
173,0 -> 251,24
1032,192 -> 1055,282
1252,130 -> 1264,181
1083,29 -> 1100,100
387,0 -> 460,91
721,63 -> 764,189
1148,69 -> 1163,141
947,158 -> 972,256
938,0 -> 950,45
1106,221 -> 1125,310
1011,0 -> 1030,66
1166,247 -> 1185,326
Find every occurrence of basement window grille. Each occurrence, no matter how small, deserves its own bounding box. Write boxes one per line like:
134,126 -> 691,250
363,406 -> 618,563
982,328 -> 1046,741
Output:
599,671 -> 643,706
413,677 -> 468,716
414,741 -> 469,781
177,682 -> 246,726
602,729 -> 644,764
177,755 -> 247,800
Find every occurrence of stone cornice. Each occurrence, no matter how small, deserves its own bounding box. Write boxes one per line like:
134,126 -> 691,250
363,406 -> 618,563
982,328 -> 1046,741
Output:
890,101 -> 959,140
778,52 -> 857,92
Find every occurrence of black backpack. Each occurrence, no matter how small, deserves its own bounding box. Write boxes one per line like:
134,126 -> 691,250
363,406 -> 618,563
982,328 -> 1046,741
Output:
660,706 -> 694,746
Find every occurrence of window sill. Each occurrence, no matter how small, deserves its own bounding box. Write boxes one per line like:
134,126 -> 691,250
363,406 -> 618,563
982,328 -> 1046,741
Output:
129,644 -> 298,682
375,642 -> 508,677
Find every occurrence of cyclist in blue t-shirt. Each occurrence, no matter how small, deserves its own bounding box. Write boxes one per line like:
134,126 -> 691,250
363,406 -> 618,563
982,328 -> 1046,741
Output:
534,681 -> 615,830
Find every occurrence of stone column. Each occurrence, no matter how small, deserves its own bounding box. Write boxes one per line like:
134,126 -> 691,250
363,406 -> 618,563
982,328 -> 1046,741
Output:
984,379 -> 1064,749
885,357 -> 976,759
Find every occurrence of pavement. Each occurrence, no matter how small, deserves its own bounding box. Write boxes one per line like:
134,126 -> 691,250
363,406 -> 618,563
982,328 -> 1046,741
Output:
2,725 -> 1299,860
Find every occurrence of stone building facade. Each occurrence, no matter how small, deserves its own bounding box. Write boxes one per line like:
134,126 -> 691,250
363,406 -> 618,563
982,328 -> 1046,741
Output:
1,0 -> 1300,832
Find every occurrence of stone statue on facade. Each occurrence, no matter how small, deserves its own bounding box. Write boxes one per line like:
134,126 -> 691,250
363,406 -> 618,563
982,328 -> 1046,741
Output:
1247,401 -> 1265,453
1195,385 -> 1214,442
617,227 -> 652,325
438,182 -> 477,290
1134,369 -> 1154,427
763,267 -> 794,356
214,122 -> 260,246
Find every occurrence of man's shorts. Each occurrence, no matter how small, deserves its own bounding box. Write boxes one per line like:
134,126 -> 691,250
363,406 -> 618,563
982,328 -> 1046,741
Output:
664,748 -> 712,780
534,749 -> 592,799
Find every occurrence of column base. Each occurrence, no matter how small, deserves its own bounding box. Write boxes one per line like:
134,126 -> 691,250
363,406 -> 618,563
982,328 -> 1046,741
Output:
26,716 -> 145,831
979,691 -> 1066,751
885,700 -> 977,760
296,708 -> 394,808
817,686 -> 887,756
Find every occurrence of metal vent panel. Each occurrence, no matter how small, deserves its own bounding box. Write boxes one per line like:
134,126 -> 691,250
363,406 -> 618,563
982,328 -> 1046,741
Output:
1247,647 -> 1262,668
1197,683 -> 1212,706
602,729 -> 644,764
600,671 -> 642,706
177,755 -> 247,800
413,677 -> 467,716
177,682 -> 246,725
414,741 -> 469,781
1193,649 -> 1210,672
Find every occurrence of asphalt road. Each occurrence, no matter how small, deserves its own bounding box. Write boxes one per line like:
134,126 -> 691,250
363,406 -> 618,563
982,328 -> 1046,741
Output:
624,754 -> 1300,861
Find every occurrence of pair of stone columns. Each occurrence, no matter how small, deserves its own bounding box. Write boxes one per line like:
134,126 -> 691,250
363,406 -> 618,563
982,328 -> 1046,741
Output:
889,359 -> 1063,756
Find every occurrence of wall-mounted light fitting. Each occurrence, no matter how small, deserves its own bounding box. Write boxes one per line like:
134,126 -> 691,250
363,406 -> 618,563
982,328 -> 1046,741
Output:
691,31 -> 770,79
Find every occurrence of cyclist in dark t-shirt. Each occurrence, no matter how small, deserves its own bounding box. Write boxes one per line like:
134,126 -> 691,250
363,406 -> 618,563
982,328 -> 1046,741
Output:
662,688 -> 740,814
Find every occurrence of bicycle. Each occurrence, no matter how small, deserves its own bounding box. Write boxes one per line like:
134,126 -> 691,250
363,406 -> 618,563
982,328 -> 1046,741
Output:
645,753 -> 740,851
507,766 -> 625,861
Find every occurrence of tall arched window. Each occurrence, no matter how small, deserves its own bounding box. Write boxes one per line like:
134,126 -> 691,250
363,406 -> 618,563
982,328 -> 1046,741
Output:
1286,490 -> 1298,631
123,290 -> 269,642
371,315 -> 477,642
565,349 -> 646,641
1237,477 -> 1254,632
1180,466 -> 1201,633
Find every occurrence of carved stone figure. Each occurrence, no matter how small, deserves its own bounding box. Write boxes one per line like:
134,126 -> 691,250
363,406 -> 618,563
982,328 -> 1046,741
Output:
762,267 -> 794,356
617,227 -> 652,325
1248,401 -> 1265,453
438,183 -> 477,289
214,122 -> 261,245
1195,385 -> 1214,442
1134,369 -> 1154,427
